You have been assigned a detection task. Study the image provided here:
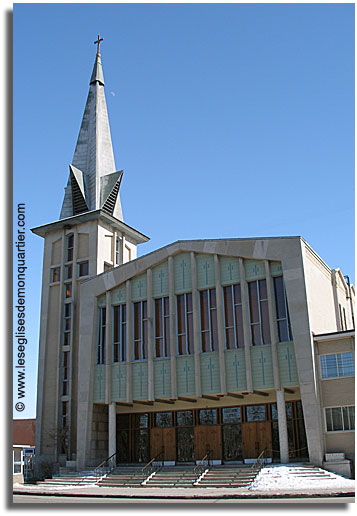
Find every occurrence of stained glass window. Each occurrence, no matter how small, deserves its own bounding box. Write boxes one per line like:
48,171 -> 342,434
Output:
199,409 -> 217,424
176,410 -> 193,426
155,412 -> 172,427
155,297 -> 170,358
223,285 -> 244,349
113,304 -> 126,362
133,301 -> 148,361
222,407 -> 241,423
246,404 -> 266,421
200,288 -> 218,352
176,293 -> 193,355
273,276 -> 292,342
248,280 -> 271,346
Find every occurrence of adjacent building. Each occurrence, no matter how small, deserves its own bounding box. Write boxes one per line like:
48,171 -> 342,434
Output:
32,43 -> 355,476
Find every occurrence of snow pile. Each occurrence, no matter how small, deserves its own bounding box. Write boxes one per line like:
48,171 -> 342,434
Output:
250,464 -> 355,491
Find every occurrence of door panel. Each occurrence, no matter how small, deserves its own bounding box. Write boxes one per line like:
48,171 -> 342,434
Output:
194,425 -> 222,460
150,427 -> 176,460
242,422 -> 272,458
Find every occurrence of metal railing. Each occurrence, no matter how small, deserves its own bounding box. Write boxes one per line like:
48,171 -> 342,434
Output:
141,448 -> 165,478
193,449 -> 211,479
251,448 -> 267,473
94,451 -> 118,479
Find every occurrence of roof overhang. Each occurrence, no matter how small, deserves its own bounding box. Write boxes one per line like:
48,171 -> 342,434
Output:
31,209 -> 150,244
313,330 -> 355,342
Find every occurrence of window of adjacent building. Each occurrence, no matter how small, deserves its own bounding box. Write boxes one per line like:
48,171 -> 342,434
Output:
62,351 -> 70,396
176,293 -> 193,355
200,288 -> 218,352
104,262 -> 112,271
325,406 -> 355,432
66,234 -> 74,262
113,304 -> 126,362
63,303 -> 71,346
50,266 -> 60,283
248,279 -> 271,346
65,264 -> 72,280
116,236 -> 120,265
223,284 -> 244,349
64,282 -> 72,299
133,301 -> 148,361
78,260 -> 89,278
273,276 -> 292,342
61,401 -> 68,429
320,352 -> 354,378
155,297 -> 170,358
97,307 -> 106,364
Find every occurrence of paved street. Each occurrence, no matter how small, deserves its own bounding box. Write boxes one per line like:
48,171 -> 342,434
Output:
13,494 -> 355,504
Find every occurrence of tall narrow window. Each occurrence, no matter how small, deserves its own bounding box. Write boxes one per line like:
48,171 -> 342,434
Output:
155,297 -> 170,358
223,284 -> 244,349
62,351 -> 70,395
115,236 -> 121,265
50,266 -> 60,283
200,288 -> 218,352
113,304 -> 126,362
78,261 -> 89,277
248,279 -> 271,346
63,303 -> 71,346
97,307 -> 106,364
133,301 -> 148,360
273,276 -> 292,342
176,293 -> 193,355
66,234 -> 74,262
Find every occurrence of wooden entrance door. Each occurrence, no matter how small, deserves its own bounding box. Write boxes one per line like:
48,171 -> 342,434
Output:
241,422 -> 272,459
194,425 -> 222,460
150,427 -> 176,461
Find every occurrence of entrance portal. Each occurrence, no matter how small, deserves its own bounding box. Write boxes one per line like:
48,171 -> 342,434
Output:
195,425 -> 222,460
150,427 -> 176,460
241,421 -> 272,458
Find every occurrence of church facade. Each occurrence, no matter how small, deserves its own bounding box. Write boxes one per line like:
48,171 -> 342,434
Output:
32,44 -> 355,474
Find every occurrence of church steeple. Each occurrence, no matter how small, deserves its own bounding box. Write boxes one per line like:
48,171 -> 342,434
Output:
60,36 -> 123,221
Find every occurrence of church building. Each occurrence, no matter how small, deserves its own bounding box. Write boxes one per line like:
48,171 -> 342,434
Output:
32,41 -> 355,476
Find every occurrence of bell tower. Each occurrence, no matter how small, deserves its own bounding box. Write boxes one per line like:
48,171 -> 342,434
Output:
32,37 -> 149,470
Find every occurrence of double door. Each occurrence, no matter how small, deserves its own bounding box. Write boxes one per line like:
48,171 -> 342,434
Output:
241,421 -> 272,458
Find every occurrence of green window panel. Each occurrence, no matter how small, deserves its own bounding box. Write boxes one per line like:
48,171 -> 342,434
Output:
93,365 -> 106,402
251,346 -> 274,389
220,256 -> 240,285
270,261 -> 283,277
111,285 -> 126,305
132,362 -> 148,399
196,254 -> 215,289
111,363 -> 127,401
174,253 -> 192,294
277,342 -> 298,386
244,259 -> 266,281
224,349 -> 247,391
131,274 -> 147,302
152,262 -> 169,298
97,295 -> 106,308
200,352 -> 220,393
154,359 -> 171,398
176,355 -> 195,396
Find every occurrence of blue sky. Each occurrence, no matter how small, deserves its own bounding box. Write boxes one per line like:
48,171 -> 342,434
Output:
13,3 -> 354,419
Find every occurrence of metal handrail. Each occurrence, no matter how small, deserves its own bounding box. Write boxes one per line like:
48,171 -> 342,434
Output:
251,448 -> 267,472
94,451 -> 118,478
193,449 -> 211,478
141,448 -> 164,476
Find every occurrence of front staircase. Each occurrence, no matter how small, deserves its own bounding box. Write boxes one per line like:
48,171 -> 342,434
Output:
197,464 -> 259,487
36,469 -> 98,487
97,464 -> 149,487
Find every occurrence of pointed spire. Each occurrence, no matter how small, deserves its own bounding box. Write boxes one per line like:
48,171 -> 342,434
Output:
60,37 -> 124,221
90,52 -> 105,85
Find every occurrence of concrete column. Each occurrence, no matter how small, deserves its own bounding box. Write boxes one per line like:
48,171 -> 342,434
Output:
147,268 -> 154,401
108,402 -> 116,458
191,252 -> 201,397
122,234 -> 127,264
276,389 -> 289,463
112,231 -> 117,266
239,258 -> 253,392
214,254 -> 226,394
126,280 -> 132,402
119,232 -> 124,265
264,261 -> 280,391
105,290 -> 112,404
168,256 -> 177,399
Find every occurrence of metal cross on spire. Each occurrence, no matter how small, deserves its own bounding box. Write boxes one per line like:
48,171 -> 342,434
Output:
94,35 -> 103,54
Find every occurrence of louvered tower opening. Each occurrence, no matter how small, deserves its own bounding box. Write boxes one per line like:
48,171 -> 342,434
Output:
102,177 -> 121,216
70,172 -> 88,215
